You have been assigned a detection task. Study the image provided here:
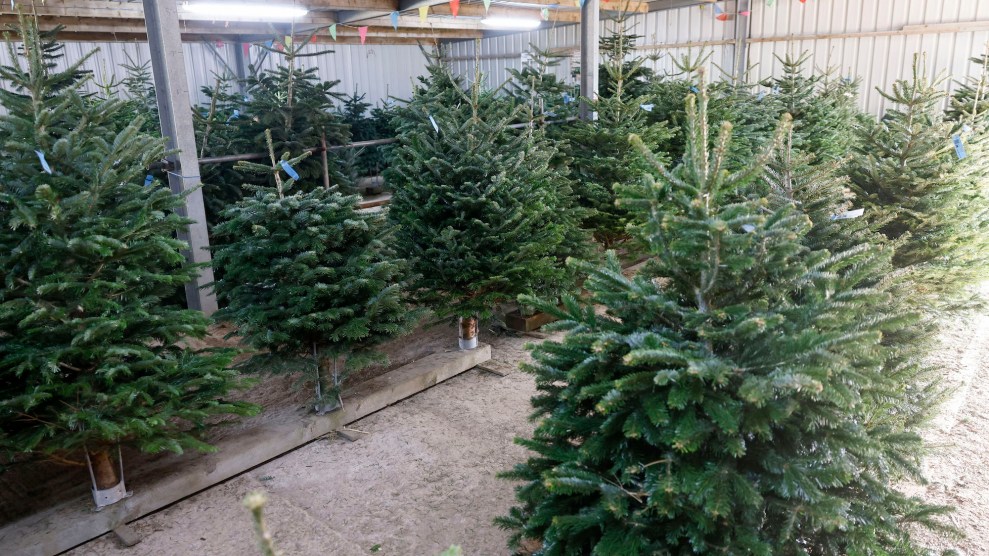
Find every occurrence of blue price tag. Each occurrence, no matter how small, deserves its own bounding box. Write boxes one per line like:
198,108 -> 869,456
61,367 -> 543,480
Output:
757,91 -> 766,101
280,160 -> 300,180
144,174 -> 154,187
35,150 -> 52,174
690,86 -> 699,93
953,134 -> 967,159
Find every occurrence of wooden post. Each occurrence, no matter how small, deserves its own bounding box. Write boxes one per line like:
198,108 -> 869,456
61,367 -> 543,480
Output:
579,0 -> 600,121
143,0 -> 218,315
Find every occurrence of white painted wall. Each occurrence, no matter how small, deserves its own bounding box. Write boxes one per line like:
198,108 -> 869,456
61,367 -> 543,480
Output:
0,39 -> 430,109
447,0 -> 989,115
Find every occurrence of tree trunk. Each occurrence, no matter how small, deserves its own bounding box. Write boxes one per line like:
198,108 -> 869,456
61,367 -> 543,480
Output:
89,449 -> 119,490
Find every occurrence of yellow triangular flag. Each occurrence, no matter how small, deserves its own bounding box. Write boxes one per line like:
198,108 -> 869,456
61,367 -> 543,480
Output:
284,35 -> 293,48
419,6 -> 428,22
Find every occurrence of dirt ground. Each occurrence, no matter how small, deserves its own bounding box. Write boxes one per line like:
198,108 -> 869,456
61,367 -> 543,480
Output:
65,330 -> 548,556
62,289 -> 989,556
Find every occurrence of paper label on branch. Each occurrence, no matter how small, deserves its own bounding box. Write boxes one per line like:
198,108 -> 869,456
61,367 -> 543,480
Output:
359,26 -> 368,44
429,114 -> 440,133
144,175 -> 154,187
391,11 -> 400,30
953,134 -> 967,159
963,124 -> 973,133
34,150 -> 52,174
419,6 -> 429,21
640,104 -> 654,112
329,24 -> 337,41
831,208 -> 864,221
741,224 -> 756,233
562,92 -> 573,104
280,160 -> 300,180
757,91 -> 766,100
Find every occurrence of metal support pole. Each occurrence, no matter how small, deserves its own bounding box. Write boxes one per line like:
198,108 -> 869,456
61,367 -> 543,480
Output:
143,0 -> 218,315
732,0 -> 752,84
579,0 -> 600,121
233,40 -> 250,95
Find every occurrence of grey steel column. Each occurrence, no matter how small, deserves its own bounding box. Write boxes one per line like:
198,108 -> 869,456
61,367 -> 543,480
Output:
143,0 -> 218,315
579,0 -> 600,121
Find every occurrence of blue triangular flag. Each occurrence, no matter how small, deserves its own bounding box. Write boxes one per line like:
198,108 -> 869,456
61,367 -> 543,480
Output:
35,150 -> 52,174
391,11 -> 399,30
280,160 -> 301,180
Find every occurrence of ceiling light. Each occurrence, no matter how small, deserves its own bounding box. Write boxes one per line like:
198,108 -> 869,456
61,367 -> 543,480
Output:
481,17 -> 541,30
182,3 -> 309,21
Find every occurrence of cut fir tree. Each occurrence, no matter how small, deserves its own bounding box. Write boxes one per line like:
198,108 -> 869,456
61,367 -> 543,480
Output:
212,130 -> 421,413
386,59 -> 587,348
567,22 -> 672,248
499,85 -> 951,554
0,16 -> 257,507
849,55 -> 989,308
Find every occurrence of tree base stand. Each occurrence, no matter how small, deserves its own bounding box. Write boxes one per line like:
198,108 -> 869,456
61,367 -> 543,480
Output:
458,316 -> 478,350
85,446 -> 132,511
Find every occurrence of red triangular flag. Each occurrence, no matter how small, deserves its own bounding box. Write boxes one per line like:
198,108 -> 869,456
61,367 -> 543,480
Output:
359,26 -> 368,44
450,0 -> 460,17
241,43 -> 250,56
713,4 -> 728,21
740,10 -> 750,15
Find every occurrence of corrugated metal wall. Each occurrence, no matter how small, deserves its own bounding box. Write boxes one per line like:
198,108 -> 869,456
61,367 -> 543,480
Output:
449,0 -> 989,115
0,40 -> 430,108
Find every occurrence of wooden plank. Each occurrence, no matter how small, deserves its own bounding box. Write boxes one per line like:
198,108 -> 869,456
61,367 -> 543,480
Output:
427,3 -> 582,23
0,345 -> 492,556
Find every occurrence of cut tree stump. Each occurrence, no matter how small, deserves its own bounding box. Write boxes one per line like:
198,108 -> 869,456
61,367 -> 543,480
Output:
475,359 -> 515,377
504,309 -> 558,332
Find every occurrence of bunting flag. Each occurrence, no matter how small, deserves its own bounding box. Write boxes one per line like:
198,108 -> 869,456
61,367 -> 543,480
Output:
541,7 -> 549,20
215,40 -> 224,48
577,0 -> 584,6
359,26 -> 369,44
450,0 -> 460,17
241,42 -> 251,56
419,6 -> 428,21
483,0 -> 491,11
713,3 -> 729,21
284,35 -> 293,47
740,9 -> 750,16
391,10 -> 399,30
329,24 -> 337,41
265,39 -> 274,48
766,0 -> 776,5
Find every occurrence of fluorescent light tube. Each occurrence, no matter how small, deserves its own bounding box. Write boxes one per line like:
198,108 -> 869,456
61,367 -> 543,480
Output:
183,3 -> 309,21
481,17 -> 541,30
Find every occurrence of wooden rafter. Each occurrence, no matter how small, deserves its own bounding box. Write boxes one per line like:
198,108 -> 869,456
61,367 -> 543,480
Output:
0,0 -> 654,43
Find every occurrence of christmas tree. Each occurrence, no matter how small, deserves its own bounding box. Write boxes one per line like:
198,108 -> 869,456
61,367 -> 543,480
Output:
0,17 -> 257,493
241,33 -> 352,192
567,24 -> 672,248
760,52 -> 862,164
338,91 -> 396,178
386,58 -> 587,344
506,45 -> 577,125
499,85 -> 950,554
849,55 -> 989,306
195,73 -> 253,225
212,130 -> 421,412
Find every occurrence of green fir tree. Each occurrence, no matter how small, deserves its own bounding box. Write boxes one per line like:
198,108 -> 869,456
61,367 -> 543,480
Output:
567,24 -> 672,248
242,33 -> 352,191
0,17 -> 257,483
386,59 -> 588,329
499,86 -> 951,555
212,130 -> 421,412
849,55 -> 989,306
